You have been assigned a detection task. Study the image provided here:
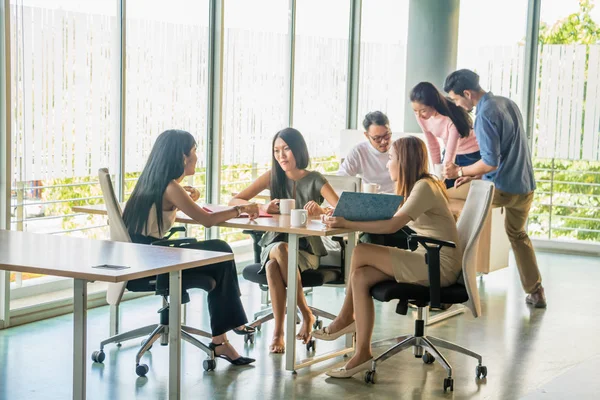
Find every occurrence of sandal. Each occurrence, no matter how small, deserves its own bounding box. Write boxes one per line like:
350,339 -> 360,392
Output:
209,341 -> 255,366
232,325 -> 256,335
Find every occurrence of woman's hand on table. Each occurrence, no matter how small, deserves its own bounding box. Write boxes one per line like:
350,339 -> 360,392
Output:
304,201 -> 323,216
322,215 -> 347,229
183,186 -> 200,202
263,199 -> 280,214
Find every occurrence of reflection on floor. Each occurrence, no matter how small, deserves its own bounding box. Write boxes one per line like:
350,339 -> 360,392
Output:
1,251 -> 599,400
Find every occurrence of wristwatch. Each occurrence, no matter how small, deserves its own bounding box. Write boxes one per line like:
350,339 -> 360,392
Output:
233,205 -> 242,217
458,167 -> 464,178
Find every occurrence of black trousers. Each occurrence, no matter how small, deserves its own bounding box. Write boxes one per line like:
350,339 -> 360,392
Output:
131,235 -> 248,337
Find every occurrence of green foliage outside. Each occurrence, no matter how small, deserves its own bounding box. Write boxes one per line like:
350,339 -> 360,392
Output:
529,0 -> 600,241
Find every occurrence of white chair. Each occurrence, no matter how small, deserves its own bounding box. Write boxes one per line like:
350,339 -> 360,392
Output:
365,180 -> 494,392
91,168 -> 217,376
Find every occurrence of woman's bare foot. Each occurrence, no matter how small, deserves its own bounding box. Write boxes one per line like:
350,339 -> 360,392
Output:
343,352 -> 372,370
269,335 -> 285,354
212,341 -> 241,360
296,313 -> 316,344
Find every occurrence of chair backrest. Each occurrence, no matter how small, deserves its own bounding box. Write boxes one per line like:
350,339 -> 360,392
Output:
98,168 -> 131,305
323,174 -> 362,194
456,180 -> 495,318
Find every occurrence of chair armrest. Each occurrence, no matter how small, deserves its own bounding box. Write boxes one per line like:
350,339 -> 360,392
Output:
151,237 -> 197,247
162,226 -> 187,240
408,234 -> 456,249
408,234 -> 455,309
331,235 -> 346,279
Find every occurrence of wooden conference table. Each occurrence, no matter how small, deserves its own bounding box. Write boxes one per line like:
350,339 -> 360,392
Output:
72,203 -> 358,372
0,229 -> 232,400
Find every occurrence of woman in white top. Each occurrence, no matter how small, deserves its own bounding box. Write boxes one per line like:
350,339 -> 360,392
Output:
123,129 -> 260,366
313,136 -> 463,378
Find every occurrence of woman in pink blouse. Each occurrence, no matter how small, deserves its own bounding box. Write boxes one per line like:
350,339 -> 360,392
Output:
410,82 -> 480,188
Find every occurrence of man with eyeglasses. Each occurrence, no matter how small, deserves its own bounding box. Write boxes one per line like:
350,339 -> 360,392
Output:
337,111 -> 395,194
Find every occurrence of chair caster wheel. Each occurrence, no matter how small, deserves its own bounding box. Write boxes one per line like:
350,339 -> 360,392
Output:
306,339 -> 316,351
364,370 -> 376,384
313,319 -> 323,330
141,339 -> 153,350
136,364 -> 149,377
443,377 -> 454,392
203,359 -> 217,371
422,352 -> 435,364
91,350 -> 105,363
244,333 -> 255,344
476,365 -> 487,379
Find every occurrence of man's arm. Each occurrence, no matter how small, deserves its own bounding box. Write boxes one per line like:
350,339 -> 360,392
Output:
445,115 -> 499,179
337,147 -> 362,176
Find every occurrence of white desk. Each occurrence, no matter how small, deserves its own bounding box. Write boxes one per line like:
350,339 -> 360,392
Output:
0,229 -> 232,400
72,204 -> 358,373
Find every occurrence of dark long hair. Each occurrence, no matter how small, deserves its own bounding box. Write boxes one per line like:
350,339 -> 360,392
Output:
410,82 -> 473,138
123,129 -> 196,237
270,128 -> 309,200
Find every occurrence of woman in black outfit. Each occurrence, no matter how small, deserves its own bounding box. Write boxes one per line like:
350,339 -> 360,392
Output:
122,129 -> 259,365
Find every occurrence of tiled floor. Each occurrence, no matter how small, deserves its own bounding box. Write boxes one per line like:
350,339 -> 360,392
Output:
1,251 -> 599,400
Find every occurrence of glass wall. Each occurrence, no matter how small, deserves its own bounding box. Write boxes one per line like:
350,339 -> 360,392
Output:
358,0 -> 409,131
9,0 -> 120,292
126,0 -> 210,239
293,0 -> 350,173
528,0 -> 600,241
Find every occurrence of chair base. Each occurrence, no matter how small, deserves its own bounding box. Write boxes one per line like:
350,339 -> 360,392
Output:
92,307 -> 215,375
366,307 -> 487,391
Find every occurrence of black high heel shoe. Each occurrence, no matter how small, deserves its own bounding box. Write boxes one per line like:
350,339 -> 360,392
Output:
209,341 -> 255,366
232,325 -> 256,335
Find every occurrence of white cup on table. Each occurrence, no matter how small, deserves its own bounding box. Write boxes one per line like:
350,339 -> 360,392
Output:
362,183 -> 380,193
290,209 -> 308,227
279,199 -> 295,215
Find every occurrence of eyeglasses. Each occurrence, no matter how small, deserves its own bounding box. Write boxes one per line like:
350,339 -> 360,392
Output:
368,132 -> 392,144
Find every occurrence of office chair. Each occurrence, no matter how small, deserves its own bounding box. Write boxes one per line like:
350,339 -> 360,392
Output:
365,180 -> 494,392
242,175 -> 361,351
91,168 -> 218,376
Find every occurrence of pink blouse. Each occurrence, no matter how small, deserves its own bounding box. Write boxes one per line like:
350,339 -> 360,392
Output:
416,114 -> 479,165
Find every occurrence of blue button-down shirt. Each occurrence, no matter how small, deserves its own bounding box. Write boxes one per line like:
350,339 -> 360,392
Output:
475,92 -> 536,194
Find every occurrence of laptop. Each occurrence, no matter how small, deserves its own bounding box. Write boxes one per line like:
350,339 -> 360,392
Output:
332,192 -> 404,221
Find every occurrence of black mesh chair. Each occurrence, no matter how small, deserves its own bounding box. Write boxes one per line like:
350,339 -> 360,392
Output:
364,180 -> 494,392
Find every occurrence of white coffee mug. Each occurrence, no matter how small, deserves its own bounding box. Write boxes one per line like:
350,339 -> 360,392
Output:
433,163 -> 444,180
363,183 -> 380,193
290,209 -> 308,227
279,199 -> 295,215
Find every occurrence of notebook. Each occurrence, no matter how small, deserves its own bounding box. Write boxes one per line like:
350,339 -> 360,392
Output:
332,192 -> 403,221
202,204 -> 272,218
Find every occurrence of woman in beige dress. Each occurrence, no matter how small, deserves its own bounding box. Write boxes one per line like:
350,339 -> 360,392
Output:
315,136 -> 463,378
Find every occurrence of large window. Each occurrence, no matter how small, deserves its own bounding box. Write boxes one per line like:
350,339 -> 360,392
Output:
528,0 -> 600,241
126,0 -> 210,239
358,0 -> 409,131
9,0 -> 120,293
293,0 -> 350,172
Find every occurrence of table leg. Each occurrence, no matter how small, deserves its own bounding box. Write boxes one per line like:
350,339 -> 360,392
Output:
344,232 -> 356,349
285,233 -> 299,372
73,279 -> 87,400
169,270 -> 182,400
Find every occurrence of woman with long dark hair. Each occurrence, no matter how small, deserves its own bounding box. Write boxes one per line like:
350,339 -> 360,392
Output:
123,129 -> 259,366
313,136 -> 463,378
230,127 -> 339,353
410,81 -> 481,188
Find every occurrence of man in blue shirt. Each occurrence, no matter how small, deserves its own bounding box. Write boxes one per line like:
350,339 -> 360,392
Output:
442,69 -> 546,308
